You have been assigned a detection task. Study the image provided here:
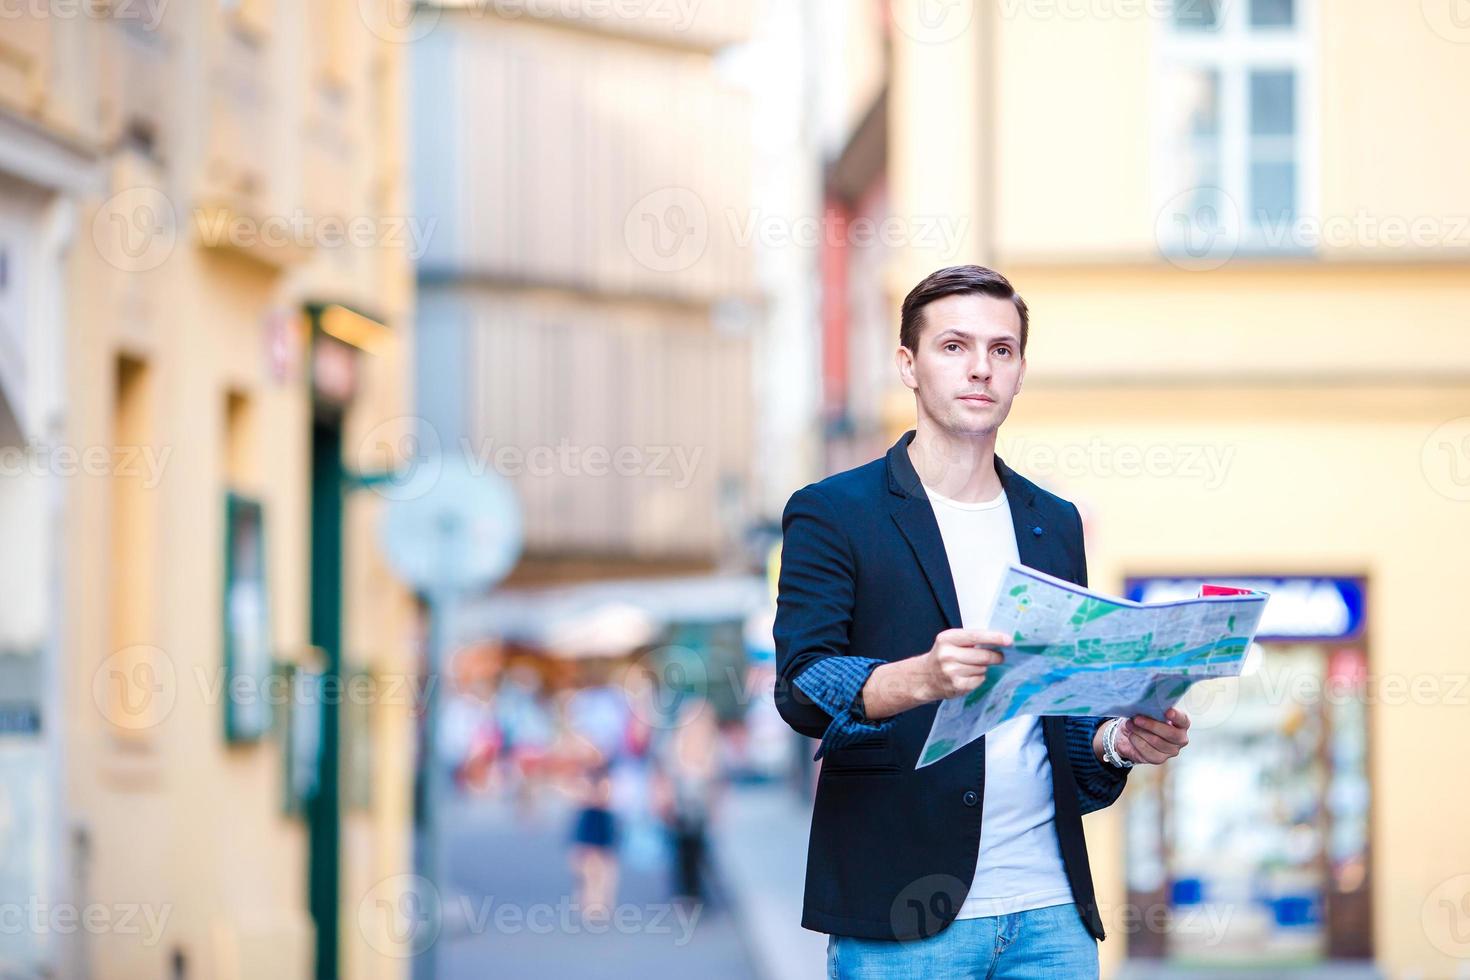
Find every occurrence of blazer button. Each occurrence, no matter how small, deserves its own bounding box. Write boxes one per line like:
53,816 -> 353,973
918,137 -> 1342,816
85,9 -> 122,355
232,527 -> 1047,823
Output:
962,790 -> 979,807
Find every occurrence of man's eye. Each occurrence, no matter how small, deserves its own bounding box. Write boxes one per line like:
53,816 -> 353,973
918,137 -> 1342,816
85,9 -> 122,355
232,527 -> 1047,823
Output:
944,343 -> 961,353
995,346 -> 1011,357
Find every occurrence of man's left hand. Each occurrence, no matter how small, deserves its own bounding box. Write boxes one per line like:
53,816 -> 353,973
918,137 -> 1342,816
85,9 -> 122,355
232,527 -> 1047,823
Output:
1113,708 -> 1190,765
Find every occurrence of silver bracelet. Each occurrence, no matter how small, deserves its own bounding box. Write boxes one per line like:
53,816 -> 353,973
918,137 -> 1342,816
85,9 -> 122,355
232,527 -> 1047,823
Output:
1102,718 -> 1134,769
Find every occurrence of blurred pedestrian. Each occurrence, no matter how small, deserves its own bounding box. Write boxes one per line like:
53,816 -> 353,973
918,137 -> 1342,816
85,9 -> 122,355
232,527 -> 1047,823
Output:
654,697 -> 723,906
568,762 -> 619,918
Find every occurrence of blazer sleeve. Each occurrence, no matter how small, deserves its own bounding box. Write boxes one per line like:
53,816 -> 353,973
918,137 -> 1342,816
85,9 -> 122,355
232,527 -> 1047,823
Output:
1061,500 -> 1130,812
773,485 -> 897,758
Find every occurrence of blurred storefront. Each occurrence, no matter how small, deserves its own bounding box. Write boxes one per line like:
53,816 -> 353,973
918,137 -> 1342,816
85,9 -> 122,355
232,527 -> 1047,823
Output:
819,2 -> 1470,977
1122,578 -> 1371,966
2,6 -> 419,980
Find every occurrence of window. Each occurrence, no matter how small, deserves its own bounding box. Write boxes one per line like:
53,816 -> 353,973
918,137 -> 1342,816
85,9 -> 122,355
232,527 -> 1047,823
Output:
1155,0 -> 1315,257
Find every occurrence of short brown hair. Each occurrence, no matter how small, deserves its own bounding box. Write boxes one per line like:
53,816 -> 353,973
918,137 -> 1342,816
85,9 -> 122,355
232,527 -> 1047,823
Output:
899,265 -> 1029,355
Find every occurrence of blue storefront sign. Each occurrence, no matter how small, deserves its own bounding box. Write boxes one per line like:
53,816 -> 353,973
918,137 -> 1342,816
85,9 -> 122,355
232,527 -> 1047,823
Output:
1124,576 -> 1365,641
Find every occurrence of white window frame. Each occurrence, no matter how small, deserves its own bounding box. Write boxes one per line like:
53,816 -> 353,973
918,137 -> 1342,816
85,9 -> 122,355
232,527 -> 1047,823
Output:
1152,0 -> 1319,257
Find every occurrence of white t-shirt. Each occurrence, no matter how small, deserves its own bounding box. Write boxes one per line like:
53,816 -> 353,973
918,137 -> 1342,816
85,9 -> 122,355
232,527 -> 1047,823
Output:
922,483 -> 1074,919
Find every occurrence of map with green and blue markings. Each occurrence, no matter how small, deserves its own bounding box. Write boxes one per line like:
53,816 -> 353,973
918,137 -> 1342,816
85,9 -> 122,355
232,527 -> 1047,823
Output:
918,564 -> 1269,768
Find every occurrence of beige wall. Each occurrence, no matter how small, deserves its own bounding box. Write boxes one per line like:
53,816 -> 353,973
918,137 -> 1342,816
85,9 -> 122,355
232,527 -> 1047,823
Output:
913,1 -> 1470,263
1012,385 -> 1470,979
880,1 -> 1470,975
0,3 -> 419,978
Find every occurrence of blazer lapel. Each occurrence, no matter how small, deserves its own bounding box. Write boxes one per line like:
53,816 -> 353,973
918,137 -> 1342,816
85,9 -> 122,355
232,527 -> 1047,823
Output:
997,454 -> 1061,578
892,492 -> 964,629
885,431 -> 1067,630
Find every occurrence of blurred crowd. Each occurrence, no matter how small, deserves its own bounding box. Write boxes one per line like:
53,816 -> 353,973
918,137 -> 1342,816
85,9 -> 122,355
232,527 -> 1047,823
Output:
436,648 -> 737,918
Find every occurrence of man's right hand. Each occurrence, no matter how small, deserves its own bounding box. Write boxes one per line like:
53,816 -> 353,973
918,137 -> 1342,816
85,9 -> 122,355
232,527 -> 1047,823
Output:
915,628 -> 1011,701
859,629 -> 1010,722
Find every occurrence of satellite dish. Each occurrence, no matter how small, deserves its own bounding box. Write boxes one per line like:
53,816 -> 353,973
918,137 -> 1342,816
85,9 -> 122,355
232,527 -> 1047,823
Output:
379,453 -> 523,594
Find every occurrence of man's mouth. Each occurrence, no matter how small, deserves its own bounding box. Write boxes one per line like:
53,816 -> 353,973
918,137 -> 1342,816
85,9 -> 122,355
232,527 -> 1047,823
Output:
958,393 -> 995,404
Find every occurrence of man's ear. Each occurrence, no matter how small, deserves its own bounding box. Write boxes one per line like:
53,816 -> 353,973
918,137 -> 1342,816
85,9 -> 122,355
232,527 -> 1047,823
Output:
895,345 -> 918,391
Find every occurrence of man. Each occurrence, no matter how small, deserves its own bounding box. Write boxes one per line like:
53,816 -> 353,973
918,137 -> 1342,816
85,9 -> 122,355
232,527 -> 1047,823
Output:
774,265 -> 1191,978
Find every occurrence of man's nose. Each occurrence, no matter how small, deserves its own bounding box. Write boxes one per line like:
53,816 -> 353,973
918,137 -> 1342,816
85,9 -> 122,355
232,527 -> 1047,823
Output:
969,356 -> 992,381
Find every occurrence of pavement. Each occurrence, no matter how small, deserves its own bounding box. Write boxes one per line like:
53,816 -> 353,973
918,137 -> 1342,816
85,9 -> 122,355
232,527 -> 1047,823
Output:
431,778 -> 1390,980
436,788 -> 759,979
709,780 -> 827,980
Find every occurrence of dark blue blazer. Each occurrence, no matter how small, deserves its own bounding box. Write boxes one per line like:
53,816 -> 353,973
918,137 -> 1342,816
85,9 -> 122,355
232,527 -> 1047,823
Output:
774,430 -> 1129,941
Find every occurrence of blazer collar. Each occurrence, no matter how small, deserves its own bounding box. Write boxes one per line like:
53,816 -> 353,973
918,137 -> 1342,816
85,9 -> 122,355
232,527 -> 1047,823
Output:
885,429 -> 1054,630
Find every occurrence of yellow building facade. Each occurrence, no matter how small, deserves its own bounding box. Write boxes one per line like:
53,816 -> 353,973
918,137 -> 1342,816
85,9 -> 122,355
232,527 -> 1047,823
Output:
2,4 -> 418,978
826,2 -> 1469,977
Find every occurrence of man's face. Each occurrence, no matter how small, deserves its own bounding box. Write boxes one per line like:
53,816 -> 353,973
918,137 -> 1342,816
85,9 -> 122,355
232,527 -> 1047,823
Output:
895,292 -> 1026,437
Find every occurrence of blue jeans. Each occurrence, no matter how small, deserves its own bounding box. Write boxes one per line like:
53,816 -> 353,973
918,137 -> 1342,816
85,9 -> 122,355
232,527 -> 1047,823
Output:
826,903 -> 1098,980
